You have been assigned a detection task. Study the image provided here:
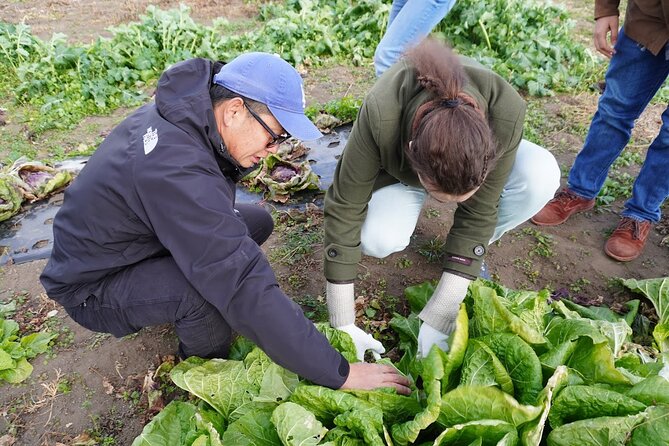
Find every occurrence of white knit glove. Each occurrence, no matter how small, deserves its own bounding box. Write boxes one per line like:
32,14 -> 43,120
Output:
327,281 -> 385,361
417,323 -> 450,358
417,271 -> 471,358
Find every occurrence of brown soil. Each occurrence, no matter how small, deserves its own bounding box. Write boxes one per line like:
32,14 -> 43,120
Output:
1,1 -> 668,445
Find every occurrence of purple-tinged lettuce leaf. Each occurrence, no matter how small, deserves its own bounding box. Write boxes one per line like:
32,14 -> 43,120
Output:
8,157 -> 73,202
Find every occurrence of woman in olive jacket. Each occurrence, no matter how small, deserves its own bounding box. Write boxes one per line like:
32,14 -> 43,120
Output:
323,39 -> 560,360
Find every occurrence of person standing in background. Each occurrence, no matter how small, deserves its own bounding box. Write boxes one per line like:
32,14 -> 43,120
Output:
374,0 -> 458,76
531,0 -> 669,262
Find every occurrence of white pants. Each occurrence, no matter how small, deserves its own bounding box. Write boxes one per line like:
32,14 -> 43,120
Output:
360,139 -> 560,258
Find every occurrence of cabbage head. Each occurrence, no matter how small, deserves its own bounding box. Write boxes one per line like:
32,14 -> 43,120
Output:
243,154 -> 320,203
8,157 -> 73,202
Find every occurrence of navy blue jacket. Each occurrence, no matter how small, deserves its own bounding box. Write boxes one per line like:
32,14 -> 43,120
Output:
40,58 -> 348,388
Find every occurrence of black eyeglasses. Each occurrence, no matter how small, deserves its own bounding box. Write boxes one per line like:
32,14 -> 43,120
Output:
243,102 -> 290,148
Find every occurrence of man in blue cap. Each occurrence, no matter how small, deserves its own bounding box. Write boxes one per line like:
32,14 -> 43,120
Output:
40,53 -> 410,393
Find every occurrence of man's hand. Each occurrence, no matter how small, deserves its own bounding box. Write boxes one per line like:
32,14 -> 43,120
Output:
594,15 -> 619,58
340,362 -> 411,395
417,322 -> 450,358
337,324 -> 385,361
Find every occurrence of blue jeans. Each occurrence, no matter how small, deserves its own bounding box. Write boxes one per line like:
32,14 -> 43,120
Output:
568,28 -> 669,223
374,0 -> 458,76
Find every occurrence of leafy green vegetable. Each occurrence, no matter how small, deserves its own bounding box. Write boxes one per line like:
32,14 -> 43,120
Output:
546,412 -> 646,446
135,277 -> 669,445
271,402 -> 327,446
242,153 -> 320,203
131,401 -> 222,446
0,174 -> 22,222
478,333 -> 543,405
0,317 -> 55,384
438,385 -> 542,428
624,277 -> 669,352
8,157 -> 73,202
548,385 -> 646,428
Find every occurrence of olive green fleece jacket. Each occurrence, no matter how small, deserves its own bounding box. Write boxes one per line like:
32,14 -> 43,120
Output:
323,56 -> 526,282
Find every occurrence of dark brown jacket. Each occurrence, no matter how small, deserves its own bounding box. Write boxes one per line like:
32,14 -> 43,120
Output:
596,0 -> 669,56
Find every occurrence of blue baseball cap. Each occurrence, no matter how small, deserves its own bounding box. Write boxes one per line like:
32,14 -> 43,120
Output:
213,52 -> 322,141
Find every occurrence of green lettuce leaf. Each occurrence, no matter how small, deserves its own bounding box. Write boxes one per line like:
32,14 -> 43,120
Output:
345,387 -> 421,425
520,366 -> 570,446
170,357 -> 256,419
625,375 -> 669,405
404,281 -> 437,313
442,304 -> 469,393
566,338 -> 631,385
221,406 -> 281,445
438,385 -> 541,428
628,405 -> 669,445
432,419 -> 516,446
546,412 -> 646,446
470,285 -> 546,347
131,401 -> 211,446
548,385 -> 646,428
315,323 -> 358,363
623,277 -> 669,352
391,346 -> 444,445
271,402 -> 327,446
460,339 -> 514,395
478,333 -> 543,405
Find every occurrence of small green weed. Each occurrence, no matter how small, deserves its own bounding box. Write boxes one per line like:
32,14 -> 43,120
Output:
597,172 -> 634,206
521,227 -> 555,257
293,294 -> 328,322
570,277 -> 591,293
394,256 -> 413,269
418,237 -> 445,263
424,207 -> 441,219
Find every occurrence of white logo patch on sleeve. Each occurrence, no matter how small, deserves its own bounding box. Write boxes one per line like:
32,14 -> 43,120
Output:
143,127 -> 158,155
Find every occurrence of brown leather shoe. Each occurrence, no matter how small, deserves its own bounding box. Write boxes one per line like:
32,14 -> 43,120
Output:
604,217 -> 652,262
531,188 -> 595,226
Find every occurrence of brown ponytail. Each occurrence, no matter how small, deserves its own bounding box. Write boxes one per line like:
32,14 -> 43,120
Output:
405,38 -> 497,196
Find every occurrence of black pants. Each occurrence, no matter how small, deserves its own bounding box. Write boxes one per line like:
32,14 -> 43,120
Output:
65,204 -> 273,359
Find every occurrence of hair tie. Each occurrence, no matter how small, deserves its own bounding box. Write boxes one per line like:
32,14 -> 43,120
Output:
441,98 -> 461,108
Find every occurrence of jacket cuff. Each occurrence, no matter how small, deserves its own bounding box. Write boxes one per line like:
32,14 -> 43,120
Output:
323,242 -> 362,282
594,3 -> 619,20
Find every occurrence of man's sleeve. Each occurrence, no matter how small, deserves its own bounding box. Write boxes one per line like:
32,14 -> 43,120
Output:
133,141 -> 349,388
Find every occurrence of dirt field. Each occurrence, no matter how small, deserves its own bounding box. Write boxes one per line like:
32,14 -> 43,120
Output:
0,1 -> 668,445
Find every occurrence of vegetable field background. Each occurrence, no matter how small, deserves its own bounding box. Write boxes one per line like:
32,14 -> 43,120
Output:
0,0 -> 668,445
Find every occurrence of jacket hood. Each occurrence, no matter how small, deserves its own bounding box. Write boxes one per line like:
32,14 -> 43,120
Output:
155,58 -> 247,180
